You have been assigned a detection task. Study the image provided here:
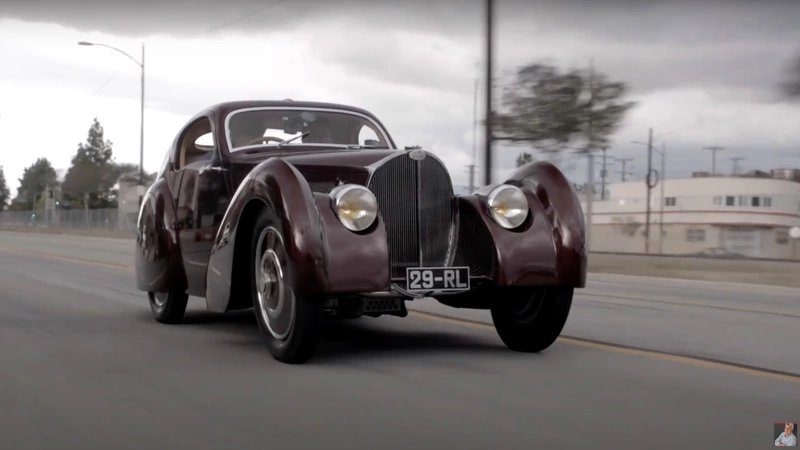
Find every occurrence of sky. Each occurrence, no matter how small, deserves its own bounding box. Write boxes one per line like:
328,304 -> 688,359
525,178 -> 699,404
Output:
1,0 -> 800,200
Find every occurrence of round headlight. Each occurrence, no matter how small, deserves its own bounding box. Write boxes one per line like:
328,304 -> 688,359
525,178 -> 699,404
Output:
332,185 -> 379,232
487,185 -> 529,229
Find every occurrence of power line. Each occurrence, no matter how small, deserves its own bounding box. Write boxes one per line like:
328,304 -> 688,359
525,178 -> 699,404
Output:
89,68 -> 123,97
204,0 -> 289,34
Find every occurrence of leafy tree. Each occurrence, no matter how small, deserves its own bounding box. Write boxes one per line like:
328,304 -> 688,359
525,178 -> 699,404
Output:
9,158 -> 58,210
113,162 -> 156,185
494,61 -> 637,155
0,166 -> 9,210
62,118 -> 118,209
780,52 -> 800,99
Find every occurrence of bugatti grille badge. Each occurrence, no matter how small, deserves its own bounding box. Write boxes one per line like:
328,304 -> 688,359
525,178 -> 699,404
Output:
408,149 -> 426,161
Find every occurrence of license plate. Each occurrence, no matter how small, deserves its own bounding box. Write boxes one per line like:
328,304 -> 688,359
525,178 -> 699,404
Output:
405,267 -> 470,292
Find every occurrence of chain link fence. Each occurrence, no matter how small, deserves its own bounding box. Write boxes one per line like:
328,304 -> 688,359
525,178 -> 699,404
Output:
0,208 -> 138,232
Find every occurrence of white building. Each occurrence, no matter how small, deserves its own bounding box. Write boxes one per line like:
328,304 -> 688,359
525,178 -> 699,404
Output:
582,175 -> 800,259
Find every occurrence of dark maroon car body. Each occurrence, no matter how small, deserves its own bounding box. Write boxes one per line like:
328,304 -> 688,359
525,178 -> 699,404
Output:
134,100 -> 586,361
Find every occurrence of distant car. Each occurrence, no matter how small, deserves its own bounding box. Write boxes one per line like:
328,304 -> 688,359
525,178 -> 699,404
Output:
134,100 -> 587,364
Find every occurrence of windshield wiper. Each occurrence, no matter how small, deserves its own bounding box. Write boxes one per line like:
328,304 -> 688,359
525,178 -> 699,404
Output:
276,131 -> 310,148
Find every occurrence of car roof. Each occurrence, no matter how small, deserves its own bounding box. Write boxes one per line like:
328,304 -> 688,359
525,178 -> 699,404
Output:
206,100 -> 379,119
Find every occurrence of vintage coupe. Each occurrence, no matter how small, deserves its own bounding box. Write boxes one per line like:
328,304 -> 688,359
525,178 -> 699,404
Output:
135,100 -> 587,364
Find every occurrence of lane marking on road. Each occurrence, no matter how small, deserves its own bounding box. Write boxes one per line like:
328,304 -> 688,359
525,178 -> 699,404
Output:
576,293 -> 800,318
409,310 -> 800,385
0,248 -> 133,271
4,247 -> 800,385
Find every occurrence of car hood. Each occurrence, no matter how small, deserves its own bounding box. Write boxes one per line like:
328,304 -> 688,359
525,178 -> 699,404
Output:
226,147 -> 406,193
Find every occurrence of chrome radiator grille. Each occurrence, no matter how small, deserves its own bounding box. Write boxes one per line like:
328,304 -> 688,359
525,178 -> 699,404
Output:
367,152 -> 455,279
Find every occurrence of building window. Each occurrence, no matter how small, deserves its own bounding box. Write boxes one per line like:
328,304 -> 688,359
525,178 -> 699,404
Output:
713,196 -> 722,206
738,196 -> 748,206
725,196 -> 735,206
665,197 -> 676,207
763,197 -> 772,207
751,196 -> 760,207
776,230 -> 789,245
686,228 -> 706,242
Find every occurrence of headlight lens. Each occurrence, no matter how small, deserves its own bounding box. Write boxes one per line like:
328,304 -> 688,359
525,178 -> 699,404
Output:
332,185 -> 379,232
487,185 -> 529,229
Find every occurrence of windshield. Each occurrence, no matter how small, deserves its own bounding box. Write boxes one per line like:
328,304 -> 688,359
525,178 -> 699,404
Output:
226,108 -> 391,152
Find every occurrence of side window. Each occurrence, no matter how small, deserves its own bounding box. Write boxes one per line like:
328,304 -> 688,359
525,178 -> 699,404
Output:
176,118 -> 214,170
195,132 -> 214,149
358,125 -> 381,146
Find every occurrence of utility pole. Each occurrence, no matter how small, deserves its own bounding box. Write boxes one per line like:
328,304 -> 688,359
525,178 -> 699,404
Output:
482,0 -> 494,186
468,79 -> 479,192
644,128 -> 655,254
729,156 -> 745,175
600,147 -> 609,200
658,141 -> 666,254
703,146 -> 726,175
584,59 -> 596,253
616,157 -> 633,182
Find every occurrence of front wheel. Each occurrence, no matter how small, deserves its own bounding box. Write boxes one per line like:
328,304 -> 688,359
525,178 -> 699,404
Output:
490,286 -> 573,353
250,208 -> 321,364
148,290 -> 189,324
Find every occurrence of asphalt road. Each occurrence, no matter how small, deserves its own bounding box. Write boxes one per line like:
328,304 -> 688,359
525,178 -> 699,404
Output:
1,231 -> 799,449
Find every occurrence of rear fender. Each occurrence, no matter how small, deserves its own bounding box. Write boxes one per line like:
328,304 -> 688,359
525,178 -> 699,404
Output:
205,158 -> 327,312
134,179 -> 188,293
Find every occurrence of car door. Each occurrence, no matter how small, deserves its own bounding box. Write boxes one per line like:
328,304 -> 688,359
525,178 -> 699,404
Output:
173,116 -> 231,297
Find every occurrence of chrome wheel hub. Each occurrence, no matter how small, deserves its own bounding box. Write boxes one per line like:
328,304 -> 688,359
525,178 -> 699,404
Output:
254,226 -> 295,341
153,292 -> 168,307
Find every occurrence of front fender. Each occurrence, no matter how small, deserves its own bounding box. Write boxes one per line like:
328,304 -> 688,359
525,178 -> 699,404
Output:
313,192 -> 390,294
134,180 -> 188,293
205,158 -> 327,312
506,160 -> 587,287
461,161 -> 586,288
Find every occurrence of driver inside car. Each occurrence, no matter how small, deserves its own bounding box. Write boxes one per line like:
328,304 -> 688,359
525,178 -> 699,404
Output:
229,116 -> 268,148
302,116 -> 335,144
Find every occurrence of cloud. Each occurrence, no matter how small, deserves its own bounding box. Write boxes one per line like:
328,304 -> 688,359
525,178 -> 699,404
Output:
2,1 -> 800,201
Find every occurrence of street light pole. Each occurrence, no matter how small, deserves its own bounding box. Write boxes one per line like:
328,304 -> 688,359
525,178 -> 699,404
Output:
139,43 -> 146,190
78,40 -> 146,205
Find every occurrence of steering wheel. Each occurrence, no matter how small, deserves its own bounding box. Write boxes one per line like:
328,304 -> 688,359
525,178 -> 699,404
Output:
243,136 -> 285,146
